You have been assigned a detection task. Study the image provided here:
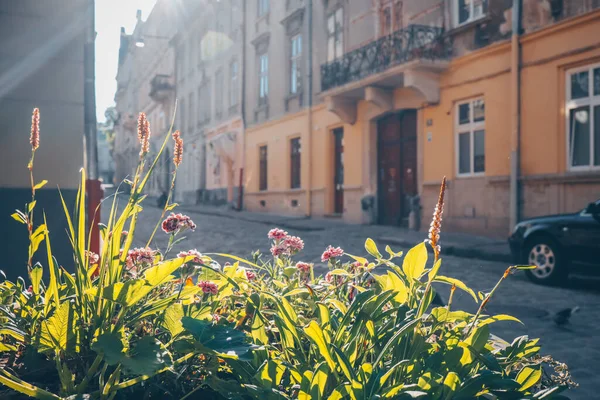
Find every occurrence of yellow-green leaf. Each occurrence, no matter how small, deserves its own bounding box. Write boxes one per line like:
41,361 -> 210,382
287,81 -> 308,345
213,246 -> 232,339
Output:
379,271 -> 408,303
365,238 -> 382,259
402,242 -> 428,281
284,287 -> 310,297
325,298 -> 348,314
37,302 -> 76,353
251,312 -> 269,345
30,264 -> 43,295
27,201 -> 36,213
329,268 -> 351,276
310,362 -> 329,399
33,180 -> 48,190
516,366 -> 542,391
443,372 -> 460,395
143,256 -> 190,286
428,258 -> 442,282
10,212 -> 26,224
366,320 -> 375,337
479,314 -> 522,327
304,321 -> 336,371
434,275 -> 478,303
163,302 -> 184,337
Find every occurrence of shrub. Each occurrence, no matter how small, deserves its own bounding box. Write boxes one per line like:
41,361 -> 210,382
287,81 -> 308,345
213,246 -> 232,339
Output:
0,109 -> 574,399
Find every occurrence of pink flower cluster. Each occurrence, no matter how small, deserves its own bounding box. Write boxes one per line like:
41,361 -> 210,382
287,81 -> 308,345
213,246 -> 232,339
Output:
296,262 -> 312,274
245,270 -> 256,281
85,250 -> 99,265
267,228 -> 304,257
161,213 -> 197,234
177,249 -> 203,264
126,247 -> 156,270
321,245 -> 344,262
198,280 -> 218,295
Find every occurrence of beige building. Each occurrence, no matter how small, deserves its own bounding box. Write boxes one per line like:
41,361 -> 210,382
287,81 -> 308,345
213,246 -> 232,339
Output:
113,3 -> 177,198
0,0 -> 92,277
172,0 -> 245,206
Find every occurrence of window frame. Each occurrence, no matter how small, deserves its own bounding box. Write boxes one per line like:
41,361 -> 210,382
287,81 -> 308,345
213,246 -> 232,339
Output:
289,34 -> 302,94
455,97 -> 486,177
566,62 -> 600,171
258,52 -> 269,104
326,7 -> 344,62
290,137 -> 301,189
229,60 -> 239,108
215,68 -> 224,119
259,145 -> 268,191
454,0 -> 488,28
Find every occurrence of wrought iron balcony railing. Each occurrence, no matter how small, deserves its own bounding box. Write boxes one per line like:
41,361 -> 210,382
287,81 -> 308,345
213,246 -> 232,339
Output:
320,24 -> 452,92
149,74 -> 174,101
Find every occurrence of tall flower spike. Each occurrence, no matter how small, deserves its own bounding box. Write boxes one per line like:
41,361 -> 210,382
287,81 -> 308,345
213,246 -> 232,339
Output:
137,112 -> 151,156
172,130 -> 183,167
428,176 -> 446,261
30,108 -> 40,151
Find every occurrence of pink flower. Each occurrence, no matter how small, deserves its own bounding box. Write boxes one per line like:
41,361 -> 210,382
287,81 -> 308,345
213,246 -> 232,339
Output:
321,246 -> 344,262
85,250 -> 99,265
245,270 -> 256,280
198,280 -> 218,295
270,244 -> 289,257
161,213 -> 196,234
177,249 -> 203,264
268,228 -> 288,240
213,313 -> 221,322
296,262 -> 312,274
26,285 -> 33,294
126,247 -> 156,270
284,236 -> 304,253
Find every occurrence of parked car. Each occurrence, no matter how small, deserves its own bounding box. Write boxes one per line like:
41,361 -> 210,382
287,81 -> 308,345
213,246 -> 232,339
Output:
508,199 -> 600,285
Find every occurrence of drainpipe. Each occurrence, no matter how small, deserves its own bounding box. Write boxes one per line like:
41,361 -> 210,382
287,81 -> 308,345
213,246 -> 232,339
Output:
509,0 -> 522,233
84,0 -> 102,255
305,0 -> 313,217
238,0 -> 247,211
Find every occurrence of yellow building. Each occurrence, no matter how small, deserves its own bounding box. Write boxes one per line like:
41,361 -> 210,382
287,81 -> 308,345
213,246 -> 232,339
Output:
243,1 -> 600,238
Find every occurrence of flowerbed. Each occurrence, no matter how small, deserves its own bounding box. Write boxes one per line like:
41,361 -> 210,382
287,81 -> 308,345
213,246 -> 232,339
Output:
0,110 -> 575,399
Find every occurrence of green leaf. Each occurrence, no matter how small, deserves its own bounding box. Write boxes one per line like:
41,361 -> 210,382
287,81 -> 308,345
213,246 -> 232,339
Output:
516,366 -> 542,391
86,279 -> 150,307
29,224 -> 46,257
28,200 -> 37,213
92,331 -> 128,366
33,180 -> 48,190
10,212 -> 26,224
166,203 -> 179,211
329,268 -> 351,276
428,259 -> 442,282
0,368 -> 61,400
163,302 -> 184,337
143,256 -> 190,286
42,214 -> 60,311
433,276 -> 478,303
402,242 -> 428,281
30,263 -> 43,295
374,318 -> 421,367
310,362 -> 329,399
514,265 -> 536,270
37,302 -> 77,354
365,238 -> 382,259
478,314 -> 522,327
345,253 -> 369,266
304,321 -> 336,371
442,372 -> 460,398
182,317 -> 254,360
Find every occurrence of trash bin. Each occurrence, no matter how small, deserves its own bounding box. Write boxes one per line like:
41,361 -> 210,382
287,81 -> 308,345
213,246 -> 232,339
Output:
408,195 -> 421,231
361,194 -> 376,224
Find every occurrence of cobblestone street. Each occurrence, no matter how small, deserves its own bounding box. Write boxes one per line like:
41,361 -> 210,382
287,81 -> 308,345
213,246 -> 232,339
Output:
112,200 -> 600,399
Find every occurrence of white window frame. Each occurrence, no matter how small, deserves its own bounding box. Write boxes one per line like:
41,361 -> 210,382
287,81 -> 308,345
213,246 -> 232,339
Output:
327,8 -> 344,62
290,34 -> 302,94
259,53 -> 269,102
566,62 -> 600,171
455,97 -> 485,177
258,0 -> 269,17
454,0 -> 487,28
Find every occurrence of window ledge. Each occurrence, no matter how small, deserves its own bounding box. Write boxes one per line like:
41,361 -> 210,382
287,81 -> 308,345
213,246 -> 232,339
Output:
286,91 -> 303,101
455,173 -> 486,179
448,15 -> 491,36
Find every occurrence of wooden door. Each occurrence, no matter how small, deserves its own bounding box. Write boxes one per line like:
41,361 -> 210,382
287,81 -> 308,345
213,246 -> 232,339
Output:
333,128 -> 344,214
377,110 -> 417,226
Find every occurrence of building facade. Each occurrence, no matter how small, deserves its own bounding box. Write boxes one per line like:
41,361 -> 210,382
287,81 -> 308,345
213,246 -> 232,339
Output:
0,0 -> 91,278
172,0 -> 245,206
113,3 -> 177,198
243,0 -> 600,238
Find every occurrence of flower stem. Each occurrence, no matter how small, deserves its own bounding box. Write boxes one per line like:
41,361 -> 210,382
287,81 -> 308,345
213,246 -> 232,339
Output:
146,170 -> 177,247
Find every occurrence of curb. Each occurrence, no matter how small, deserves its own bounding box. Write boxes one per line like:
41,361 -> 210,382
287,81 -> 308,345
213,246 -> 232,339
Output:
378,236 -> 512,264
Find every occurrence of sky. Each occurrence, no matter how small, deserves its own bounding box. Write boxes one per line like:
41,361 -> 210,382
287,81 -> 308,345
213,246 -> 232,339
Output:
95,0 -> 158,123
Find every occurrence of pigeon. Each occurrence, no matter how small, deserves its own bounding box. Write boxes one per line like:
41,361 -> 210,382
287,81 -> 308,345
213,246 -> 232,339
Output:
553,306 -> 580,326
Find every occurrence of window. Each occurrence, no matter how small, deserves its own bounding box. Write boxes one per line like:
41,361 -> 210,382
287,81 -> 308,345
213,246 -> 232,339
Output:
381,6 -> 392,36
215,69 -> 224,118
455,0 -> 488,26
327,8 -> 344,62
259,145 -> 268,191
258,0 -> 269,17
188,92 -> 194,131
259,53 -> 269,104
199,79 -> 211,123
290,34 -> 302,94
290,138 -> 301,188
456,98 -> 485,176
229,60 -> 239,108
179,98 -> 185,131
566,63 -> 600,169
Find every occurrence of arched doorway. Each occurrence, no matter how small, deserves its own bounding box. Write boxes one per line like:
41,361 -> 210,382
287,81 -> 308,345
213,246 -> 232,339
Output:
377,109 -> 417,226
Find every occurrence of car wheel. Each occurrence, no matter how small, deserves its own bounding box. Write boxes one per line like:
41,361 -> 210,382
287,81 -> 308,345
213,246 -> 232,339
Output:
524,237 -> 567,285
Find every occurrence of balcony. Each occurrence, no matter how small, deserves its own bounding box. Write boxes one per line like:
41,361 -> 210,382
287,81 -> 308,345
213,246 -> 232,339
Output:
149,74 -> 174,102
320,25 -> 451,124
321,25 -> 450,92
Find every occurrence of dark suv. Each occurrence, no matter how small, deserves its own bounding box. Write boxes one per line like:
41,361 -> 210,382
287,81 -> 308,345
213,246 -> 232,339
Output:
508,200 -> 600,285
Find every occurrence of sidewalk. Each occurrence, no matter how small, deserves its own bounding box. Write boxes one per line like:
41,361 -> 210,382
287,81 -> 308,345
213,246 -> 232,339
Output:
178,203 -> 512,263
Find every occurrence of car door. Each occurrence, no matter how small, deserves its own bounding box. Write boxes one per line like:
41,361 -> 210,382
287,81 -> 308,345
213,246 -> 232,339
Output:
566,200 -> 600,266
